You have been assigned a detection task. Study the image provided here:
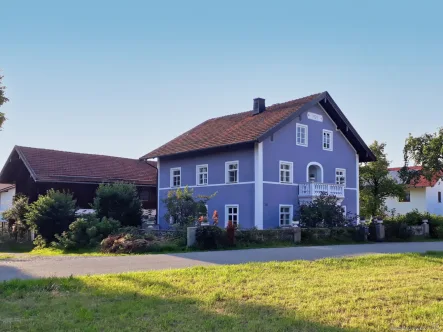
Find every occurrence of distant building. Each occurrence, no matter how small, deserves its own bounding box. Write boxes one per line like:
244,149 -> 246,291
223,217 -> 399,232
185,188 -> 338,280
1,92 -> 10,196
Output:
0,184 -> 15,220
0,146 -> 158,211
386,166 -> 443,215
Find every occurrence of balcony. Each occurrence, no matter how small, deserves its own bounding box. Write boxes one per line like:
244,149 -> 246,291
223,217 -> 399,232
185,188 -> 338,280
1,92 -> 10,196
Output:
299,183 -> 345,202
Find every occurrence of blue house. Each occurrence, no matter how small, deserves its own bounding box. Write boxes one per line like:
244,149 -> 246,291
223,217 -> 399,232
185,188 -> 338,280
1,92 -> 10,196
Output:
141,92 -> 375,229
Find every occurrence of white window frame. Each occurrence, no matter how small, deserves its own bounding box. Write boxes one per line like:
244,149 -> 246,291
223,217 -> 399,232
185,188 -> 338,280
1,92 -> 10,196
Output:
225,204 -> 239,227
342,205 -> 347,217
279,204 -> 293,226
170,167 -> 181,188
279,161 -> 293,184
225,161 -> 239,184
296,123 -> 308,147
335,168 -> 346,186
323,129 -> 333,151
196,164 -> 209,186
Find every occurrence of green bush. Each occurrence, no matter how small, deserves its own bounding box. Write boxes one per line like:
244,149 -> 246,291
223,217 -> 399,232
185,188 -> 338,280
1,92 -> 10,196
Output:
432,225 -> 443,239
2,195 -> 29,241
195,226 -> 226,250
25,190 -> 77,246
54,215 -> 120,250
93,183 -> 143,227
297,193 -> 348,228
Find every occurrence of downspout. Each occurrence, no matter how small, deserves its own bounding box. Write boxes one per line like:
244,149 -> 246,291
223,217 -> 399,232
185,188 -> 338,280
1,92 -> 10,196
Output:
144,159 -> 159,225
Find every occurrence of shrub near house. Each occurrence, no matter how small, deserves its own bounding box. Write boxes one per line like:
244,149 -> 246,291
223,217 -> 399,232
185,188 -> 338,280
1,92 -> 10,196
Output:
25,190 -> 77,246
93,183 -> 143,227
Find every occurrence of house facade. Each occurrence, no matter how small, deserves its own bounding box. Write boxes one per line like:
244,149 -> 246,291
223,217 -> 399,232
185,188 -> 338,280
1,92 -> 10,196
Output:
0,184 -> 15,220
142,92 -> 375,229
386,166 -> 443,215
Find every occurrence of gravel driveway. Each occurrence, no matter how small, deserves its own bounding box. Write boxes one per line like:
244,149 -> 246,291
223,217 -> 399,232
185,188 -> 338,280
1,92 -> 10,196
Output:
1,241 -> 443,281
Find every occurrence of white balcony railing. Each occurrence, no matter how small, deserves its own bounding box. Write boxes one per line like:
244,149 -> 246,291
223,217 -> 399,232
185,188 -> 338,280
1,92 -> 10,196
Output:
299,183 -> 345,198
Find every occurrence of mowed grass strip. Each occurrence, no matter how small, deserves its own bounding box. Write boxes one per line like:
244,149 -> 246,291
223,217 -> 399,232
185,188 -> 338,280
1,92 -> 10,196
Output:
1,252 -> 443,331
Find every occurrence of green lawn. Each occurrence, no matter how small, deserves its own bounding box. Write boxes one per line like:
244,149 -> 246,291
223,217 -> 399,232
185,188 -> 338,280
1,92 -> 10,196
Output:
0,254 -> 13,260
1,252 -> 443,331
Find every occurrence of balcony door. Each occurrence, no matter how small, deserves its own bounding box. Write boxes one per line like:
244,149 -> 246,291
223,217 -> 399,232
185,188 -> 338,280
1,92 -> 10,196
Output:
307,162 -> 323,183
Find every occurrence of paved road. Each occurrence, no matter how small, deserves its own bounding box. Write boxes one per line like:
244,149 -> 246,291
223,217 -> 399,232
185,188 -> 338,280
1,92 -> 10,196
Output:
1,241 -> 443,281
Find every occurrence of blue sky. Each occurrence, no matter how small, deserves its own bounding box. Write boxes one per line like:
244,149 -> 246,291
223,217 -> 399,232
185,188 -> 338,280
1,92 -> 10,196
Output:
1,0 -> 442,167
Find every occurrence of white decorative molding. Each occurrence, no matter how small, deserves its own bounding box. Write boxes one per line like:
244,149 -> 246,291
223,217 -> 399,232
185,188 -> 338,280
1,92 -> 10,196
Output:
157,158 -> 161,224
306,161 -> 324,183
307,112 -> 323,122
264,181 -> 299,186
254,142 -> 264,229
356,153 -> 360,220
159,181 -> 255,191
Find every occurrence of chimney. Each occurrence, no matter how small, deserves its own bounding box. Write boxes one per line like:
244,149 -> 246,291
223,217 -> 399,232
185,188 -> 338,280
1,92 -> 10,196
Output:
253,98 -> 265,115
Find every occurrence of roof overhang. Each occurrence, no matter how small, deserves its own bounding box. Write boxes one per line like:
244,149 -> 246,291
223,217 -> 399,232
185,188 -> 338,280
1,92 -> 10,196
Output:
258,92 -> 376,163
140,141 -> 255,161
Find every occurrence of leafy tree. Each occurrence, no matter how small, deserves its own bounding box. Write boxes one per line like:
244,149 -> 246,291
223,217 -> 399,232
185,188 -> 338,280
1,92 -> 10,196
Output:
401,129 -> 443,184
162,186 -> 216,227
359,141 -> 405,218
0,73 -> 9,130
25,190 -> 77,245
297,193 -> 348,228
93,182 -> 143,227
2,195 -> 29,241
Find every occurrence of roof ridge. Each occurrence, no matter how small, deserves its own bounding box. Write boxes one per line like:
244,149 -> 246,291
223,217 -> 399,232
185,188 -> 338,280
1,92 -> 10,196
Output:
15,145 -> 144,162
202,92 -> 324,122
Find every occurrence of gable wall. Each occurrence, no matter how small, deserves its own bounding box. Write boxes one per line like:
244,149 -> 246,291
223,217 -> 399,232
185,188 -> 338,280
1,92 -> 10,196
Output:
261,103 -> 359,227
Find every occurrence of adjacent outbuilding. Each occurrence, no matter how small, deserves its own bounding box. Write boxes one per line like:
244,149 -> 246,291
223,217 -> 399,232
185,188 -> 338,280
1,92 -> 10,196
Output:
0,146 -> 157,210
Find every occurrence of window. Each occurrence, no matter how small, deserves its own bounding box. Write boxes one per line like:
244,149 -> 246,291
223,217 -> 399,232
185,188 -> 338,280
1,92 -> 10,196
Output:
279,205 -> 293,226
170,167 -> 181,187
342,205 -> 347,217
439,192 -> 442,203
225,205 -> 239,227
335,168 -> 346,186
196,164 -> 208,185
279,161 -> 293,183
225,161 -> 239,183
399,191 -> 411,202
296,123 -> 308,147
323,130 -> 333,151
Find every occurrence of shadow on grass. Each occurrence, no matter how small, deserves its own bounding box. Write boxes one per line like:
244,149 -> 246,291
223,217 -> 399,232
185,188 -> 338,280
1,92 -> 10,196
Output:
0,274 -> 361,332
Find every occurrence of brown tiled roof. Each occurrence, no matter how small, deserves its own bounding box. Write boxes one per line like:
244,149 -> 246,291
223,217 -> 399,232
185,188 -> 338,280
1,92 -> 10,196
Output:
389,166 -> 441,188
141,93 -> 322,159
0,184 -> 15,193
13,146 -> 157,186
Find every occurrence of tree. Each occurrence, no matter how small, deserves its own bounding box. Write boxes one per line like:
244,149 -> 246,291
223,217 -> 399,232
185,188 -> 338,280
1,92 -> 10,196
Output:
2,195 -> 29,241
93,182 -> 143,227
401,129 -> 443,184
25,190 -> 77,245
162,186 -> 216,227
359,141 -> 405,218
0,73 -> 9,130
